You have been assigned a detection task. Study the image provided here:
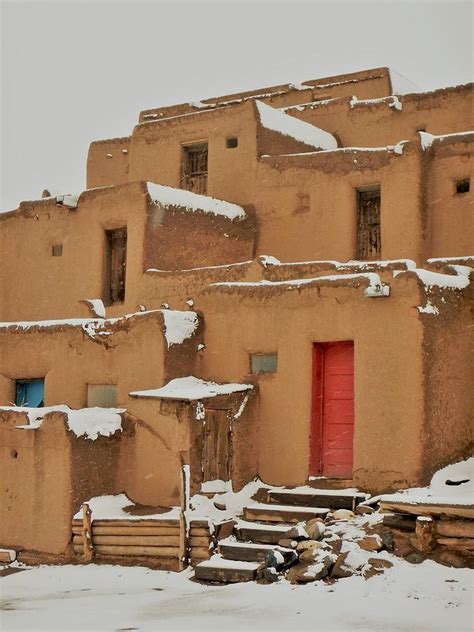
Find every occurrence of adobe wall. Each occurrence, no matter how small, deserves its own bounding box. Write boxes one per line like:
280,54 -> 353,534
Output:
197,274 -> 427,493
288,84 -> 472,148
255,145 -> 425,263
87,137 -> 131,189
424,136 -> 473,259
128,102 -> 258,207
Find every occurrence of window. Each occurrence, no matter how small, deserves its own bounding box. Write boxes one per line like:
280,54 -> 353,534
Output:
250,353 -> 278,375
455,178 -> 470,194
52,244 -> 63,257
181,143 -> 208,194
87,384 -> 118,407
15,379 -> 45,407
356,186 -> 381,260
226,137 -> 238,149
105,228 -> 127,305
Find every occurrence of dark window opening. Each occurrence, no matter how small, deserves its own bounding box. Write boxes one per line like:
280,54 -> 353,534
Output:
456,178 -> 470,194
226,137 -> 238,149
181,143 -> 208,194
250,353 -> 278,375
356,187 -> 381,260
52,244 -> 63,257
105,227 -> 127,305
15,379 -> 45,407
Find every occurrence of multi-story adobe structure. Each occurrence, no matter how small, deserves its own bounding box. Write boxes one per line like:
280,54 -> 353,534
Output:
0,66 -> 472,559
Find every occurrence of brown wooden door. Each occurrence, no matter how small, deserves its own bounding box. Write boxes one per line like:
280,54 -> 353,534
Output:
357,188 -> 381,260
202,409 -> 231,482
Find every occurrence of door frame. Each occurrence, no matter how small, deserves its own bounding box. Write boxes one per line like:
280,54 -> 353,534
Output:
309,341 -> 355,478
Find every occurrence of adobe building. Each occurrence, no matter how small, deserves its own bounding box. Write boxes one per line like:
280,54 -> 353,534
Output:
0,66 -> 472,559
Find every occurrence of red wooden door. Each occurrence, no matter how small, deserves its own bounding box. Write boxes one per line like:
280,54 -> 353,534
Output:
310,342 -> 354,478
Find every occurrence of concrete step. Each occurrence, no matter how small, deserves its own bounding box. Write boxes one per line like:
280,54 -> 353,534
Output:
194,554 -> 259,583
235,520 -> 293,544
219,539 -> 293,563
266,489 -> 367,511
243,502 -> 329,523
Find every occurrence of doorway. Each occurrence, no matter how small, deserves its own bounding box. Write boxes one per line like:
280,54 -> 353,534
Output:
201,408 -> 232,484
310,342 -> 354,479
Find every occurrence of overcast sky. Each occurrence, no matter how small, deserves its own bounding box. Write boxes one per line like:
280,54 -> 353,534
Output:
1,0 -> 472,211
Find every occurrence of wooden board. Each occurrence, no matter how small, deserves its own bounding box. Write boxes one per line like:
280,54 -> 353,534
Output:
189,528 -> 211,538
72,525 -> 180,536
195,564 -> 257,583
73,535 -> 180,547
436,520 -> 474,538
189,536 -> 211,547
219,543 -> 277,563
73,544 -> 180,557
71,519 -> 180,528
382,513 -> 417,532
235,526 -> 289,545
268,490 -> 364,510
379,501 -> 474,520
436,537 -> 474,550
243,505 -> 328,523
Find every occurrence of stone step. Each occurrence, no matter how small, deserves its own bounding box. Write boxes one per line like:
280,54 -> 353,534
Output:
235,520 -> 292,544
307,478 -> 355,490
194,554 -> 259,583
243,503 -> 329,524
219,539 -> 293,563
266,489 -> 367,510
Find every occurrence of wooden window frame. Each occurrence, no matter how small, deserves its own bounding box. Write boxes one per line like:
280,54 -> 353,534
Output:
356,185 -> 381,261
104,227 -> 127,306
181,142 -> 208,194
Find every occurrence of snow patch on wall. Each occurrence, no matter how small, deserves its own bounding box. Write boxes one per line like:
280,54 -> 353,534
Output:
255,100 -> 338,150
146,182 -> 245,220
162,310 -> 199,348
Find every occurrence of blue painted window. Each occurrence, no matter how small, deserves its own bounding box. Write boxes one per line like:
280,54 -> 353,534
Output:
15,379 -> 45,407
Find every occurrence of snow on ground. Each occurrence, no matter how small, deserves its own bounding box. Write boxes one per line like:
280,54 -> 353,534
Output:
1,560 -> 472,631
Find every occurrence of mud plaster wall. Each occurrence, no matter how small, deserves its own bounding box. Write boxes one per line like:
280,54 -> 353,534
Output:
421,289 -> 474,482
128,102 -> 258,208
256,125 -> 330,157
143,203 -> 256,271
424,140 -> 473,258
198,275 -> 426,493
0,315 -> 171,408
291,85 -> 473,148
87,137 -> 131,189
0,182 -> 148,322
255,148 -> 424,263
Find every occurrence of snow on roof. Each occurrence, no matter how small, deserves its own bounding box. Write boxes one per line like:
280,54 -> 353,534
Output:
419,130 -> 474,150
146,182 -> 245,221
1,405 -> 125,441
259,256 -> 416,271
393,267 -> 471,290
129,376 -> 253,401
263,140 -> 408,158
255,100 -> 337,151
0,308 -> 199,348
350,95 -> 402,111
381,456 -> 474,507
426,256 -> 474,264
73,493 -> 180,522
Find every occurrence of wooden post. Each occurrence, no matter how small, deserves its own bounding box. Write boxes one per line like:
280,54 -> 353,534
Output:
180,464 -> 190,569
82,503 -> 94,562
415,516 -> 436,553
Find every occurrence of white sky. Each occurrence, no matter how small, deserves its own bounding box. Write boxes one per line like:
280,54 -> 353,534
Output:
1,0 -> 472,211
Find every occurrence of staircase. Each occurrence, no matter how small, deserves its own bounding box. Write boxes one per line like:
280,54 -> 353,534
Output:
193,486 -> 367,583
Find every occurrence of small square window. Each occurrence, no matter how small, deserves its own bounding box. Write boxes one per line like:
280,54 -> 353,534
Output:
226,137 -> 238,149
15,379 -> 45,407
250,353 -> 277,374
455,178 -> 470,194
87,384 -> 118,407
52,244 -> 63,257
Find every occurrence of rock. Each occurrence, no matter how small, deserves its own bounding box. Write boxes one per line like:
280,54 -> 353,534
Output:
265,549 -> 285,571
263,567 -> 280,583
213,501 -> 226,511
326,538 -> 343,556
355,505 -> 374,515
405,552 -> 426,564
357,535 -> 383,552
305,519 -> 326,540
286,554 -> 333,583
278,538 -> 298,549
433,550 -> 466,569
296,540 -> 328,553
333,509 -> 355,520
330,552 -> 353,579
367,557 -> 393,570
378,529 -> 394,552
285,524 -> 309,540
392,534 -> 416,558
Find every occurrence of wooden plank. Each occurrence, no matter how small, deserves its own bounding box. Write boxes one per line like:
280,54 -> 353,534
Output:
82,504 -> 94,562
189,536 -> 211,548
189,528 -> 210,537
219,543 -> 277,563
243,505 -> 329,523
379,501 -> 474,520
72,525 -> 180,536
415,517 -> 436,552
436,537 -> 474,550
73,544 -> 180,557
382,513 -> 416,531
195,563 -> 257,583
71,519 -> 180,527
268,490 -> 364,510
436,520 -> 474,538
236,526 -> 288,545
190,545 -> 213,558
73,535 -> 180,546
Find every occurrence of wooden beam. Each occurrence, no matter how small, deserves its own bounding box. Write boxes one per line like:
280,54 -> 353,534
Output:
72,525 -> 180,536
82,504 -> 94,562
415,516 -> 436,553
436,537 -> 474,550
379,501 -> 474,520
436,521 -> 474,538
73,544 -> 180,557
73,535 -> 180,547
72,519 -> 180,528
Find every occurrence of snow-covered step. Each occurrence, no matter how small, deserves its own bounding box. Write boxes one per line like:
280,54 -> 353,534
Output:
243,502 -> 329,523
235,520 -> 293,544
219,538 -> 293,563
194,554 -> 260,583
266,488 -> 368,510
